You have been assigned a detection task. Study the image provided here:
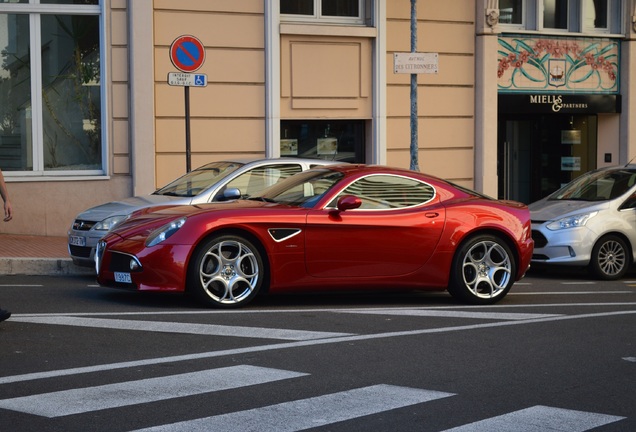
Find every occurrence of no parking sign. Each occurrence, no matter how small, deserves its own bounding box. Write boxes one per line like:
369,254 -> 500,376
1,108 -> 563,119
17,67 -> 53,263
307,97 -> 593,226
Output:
170,35 -> 205,73
168,35 -> 206,173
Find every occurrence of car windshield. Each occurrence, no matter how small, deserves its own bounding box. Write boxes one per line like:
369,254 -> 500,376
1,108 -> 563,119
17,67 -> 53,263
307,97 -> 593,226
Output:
254,168 -> 344,208
153,161 -> 244,197
549,168 -> 636,201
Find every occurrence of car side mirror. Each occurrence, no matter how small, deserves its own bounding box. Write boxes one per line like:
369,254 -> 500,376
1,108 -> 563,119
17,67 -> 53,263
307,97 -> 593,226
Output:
337,195 -> 362,211
221,188 -> 242,201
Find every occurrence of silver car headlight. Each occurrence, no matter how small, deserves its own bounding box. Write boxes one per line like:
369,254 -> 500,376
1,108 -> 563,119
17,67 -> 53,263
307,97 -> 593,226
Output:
145,217 -> 187,247
94,215 -> 129,231
546,211 -> 598,231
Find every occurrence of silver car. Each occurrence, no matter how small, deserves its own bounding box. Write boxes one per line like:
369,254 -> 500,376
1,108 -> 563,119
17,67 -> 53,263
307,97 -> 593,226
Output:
529,165 -> 636,280
68,158 -> 340,267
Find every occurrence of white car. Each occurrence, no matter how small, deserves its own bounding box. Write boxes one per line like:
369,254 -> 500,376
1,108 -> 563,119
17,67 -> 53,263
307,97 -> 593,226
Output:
529,165 -> 636,280
68,158 -> 340,267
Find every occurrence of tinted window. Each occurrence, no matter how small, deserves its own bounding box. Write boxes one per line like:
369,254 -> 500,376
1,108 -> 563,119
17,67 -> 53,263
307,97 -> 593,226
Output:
330,174 -> 436,210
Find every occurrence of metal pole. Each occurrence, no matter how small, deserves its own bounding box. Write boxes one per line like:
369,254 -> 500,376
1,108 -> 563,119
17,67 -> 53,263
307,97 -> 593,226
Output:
410,0 -> 419,171
184,86 -> 192,172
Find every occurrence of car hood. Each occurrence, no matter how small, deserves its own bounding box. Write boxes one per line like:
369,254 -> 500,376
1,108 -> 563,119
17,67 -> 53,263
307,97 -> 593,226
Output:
75,194 -> 190,222
109,199 -> 292,238
529,198 -> 609,222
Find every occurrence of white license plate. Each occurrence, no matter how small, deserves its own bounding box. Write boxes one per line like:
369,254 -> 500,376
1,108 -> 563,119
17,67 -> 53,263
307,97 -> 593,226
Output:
69,235 -> 86,247
114,272 -> 132,283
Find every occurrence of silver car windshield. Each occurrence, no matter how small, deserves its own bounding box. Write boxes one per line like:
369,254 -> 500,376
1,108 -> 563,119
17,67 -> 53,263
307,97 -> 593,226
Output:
153,162 -> 244,197
549,168 -> 636,201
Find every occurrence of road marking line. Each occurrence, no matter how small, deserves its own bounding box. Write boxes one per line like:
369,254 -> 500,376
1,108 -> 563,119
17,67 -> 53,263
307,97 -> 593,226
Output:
561,281 -> 596,285
2,309 -> 635,385
9,316 -> 353,340
510,291 -> 632,295
339,310 -> 561,320
441,405 -> 625,432
130,385 -> 455,432
0,366 -> 308,418
623,357 -> 636,363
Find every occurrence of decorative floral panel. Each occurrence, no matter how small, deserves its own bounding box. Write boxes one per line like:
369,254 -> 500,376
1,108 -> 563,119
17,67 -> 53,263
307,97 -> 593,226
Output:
497,35 -> 619,94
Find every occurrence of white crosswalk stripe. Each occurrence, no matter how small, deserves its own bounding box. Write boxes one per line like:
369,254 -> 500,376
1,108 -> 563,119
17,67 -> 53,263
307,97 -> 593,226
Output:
129,384 -> 455,432
441,405 -> 625,432
0,366 -> 307,418
339,309 -> 561,320
10,316 -> 353,340
0,365 -> 626,430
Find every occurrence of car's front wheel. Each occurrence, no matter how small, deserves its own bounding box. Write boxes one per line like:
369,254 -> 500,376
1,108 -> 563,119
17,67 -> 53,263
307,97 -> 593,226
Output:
448,234 -> 516,305
188,234 -> 264,308
590,234 -> 630,280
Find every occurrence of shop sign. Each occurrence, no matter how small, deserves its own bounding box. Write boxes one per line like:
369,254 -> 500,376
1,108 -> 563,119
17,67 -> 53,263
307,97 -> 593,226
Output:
498,94 -> 621,114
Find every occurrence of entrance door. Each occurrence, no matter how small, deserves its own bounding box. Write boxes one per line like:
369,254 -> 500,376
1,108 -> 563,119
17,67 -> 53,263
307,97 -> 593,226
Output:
498,114 -> 597,204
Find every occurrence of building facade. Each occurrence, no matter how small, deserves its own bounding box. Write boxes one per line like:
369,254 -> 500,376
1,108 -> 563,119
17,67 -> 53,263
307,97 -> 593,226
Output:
0,0 -> 633,237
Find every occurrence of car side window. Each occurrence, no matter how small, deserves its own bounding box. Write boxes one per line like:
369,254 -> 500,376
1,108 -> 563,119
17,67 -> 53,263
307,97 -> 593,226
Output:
218,164 -> 303,200
328,174 -> 436,210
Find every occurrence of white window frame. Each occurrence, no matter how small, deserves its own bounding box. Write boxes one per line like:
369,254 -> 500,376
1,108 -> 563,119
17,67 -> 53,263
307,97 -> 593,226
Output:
581,0 -> 611,33
280,0 -> 367,26
499,0 -> 527,30
0,1 -> 106,179
499,0 -> 623,36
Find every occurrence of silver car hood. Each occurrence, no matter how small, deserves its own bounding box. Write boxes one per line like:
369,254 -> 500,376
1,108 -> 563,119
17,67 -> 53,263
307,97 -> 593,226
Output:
75,194 -> 191,222
529,199 -> 609,222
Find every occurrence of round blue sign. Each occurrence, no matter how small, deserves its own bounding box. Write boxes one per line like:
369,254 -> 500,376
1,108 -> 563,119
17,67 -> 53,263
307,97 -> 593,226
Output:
170,35 -> 205,73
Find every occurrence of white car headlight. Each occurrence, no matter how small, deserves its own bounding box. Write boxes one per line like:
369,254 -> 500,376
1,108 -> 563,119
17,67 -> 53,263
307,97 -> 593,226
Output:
546,211 -> 598,231
94,215 -> 129,231
146,217 -> 187,247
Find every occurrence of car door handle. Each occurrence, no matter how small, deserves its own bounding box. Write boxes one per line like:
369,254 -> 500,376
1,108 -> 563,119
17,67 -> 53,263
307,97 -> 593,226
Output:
425,212 -> 439,218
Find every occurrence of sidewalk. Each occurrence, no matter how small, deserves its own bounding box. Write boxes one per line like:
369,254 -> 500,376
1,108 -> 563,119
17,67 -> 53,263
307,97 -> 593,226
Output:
0,234 -> 94,276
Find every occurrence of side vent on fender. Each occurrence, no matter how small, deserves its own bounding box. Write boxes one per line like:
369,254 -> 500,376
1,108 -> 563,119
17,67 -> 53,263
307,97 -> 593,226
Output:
268,228 -> 302,242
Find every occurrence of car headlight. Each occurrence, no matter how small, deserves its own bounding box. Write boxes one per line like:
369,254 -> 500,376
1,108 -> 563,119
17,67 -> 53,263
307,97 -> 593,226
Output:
546,211 -> 598,231
93,215 -> 129,231
145,217 -> 187,247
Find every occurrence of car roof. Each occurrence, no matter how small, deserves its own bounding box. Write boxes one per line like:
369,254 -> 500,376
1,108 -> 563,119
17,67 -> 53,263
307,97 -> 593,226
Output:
222,157 -> 343,167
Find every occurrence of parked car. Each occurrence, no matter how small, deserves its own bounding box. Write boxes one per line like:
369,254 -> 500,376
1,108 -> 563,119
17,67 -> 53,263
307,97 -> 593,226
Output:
530,164 -> 636,280
69,158 -> 339,267
96,164 -> 533,307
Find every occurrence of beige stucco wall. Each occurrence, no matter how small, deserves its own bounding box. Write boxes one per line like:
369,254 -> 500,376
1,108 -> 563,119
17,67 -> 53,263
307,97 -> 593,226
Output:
279,35 -> 373,118
385,0 -> 475,186
153,0 -> 266,187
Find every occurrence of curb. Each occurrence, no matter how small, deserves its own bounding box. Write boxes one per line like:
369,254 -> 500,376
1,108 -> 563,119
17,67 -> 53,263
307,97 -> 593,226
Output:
0,258 -> 95,276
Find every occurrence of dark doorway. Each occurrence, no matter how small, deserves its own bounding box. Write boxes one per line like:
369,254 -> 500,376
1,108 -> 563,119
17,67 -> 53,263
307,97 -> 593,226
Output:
498,114 -> 597,204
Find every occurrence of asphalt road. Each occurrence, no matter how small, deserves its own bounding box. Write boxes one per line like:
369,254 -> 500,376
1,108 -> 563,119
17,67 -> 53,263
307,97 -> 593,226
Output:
0,270 -> 634,431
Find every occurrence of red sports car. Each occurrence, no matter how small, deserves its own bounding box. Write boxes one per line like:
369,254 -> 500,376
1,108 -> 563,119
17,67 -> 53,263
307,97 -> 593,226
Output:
96,164 -> 533,307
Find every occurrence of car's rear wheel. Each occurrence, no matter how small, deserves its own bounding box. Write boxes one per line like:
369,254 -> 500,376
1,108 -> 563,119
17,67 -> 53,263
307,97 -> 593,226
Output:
590,234 -> 630,280
448,234 -> 515,305
188,234 -> 264,308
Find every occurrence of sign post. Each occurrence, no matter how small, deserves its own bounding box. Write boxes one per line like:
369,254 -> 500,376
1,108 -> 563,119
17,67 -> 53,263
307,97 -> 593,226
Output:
168,35 -> 207,172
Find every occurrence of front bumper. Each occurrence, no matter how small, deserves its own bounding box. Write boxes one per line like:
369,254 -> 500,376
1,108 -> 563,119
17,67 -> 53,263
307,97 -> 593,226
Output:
96,237 -> 191,292
531,224 -> 595,265
68,229 -> 104,267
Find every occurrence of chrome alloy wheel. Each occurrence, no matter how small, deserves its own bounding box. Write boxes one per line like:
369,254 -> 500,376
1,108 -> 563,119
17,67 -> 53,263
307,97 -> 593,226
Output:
199,239 -> 260,305
460,240 -> 512,299
592,235 -> 629,280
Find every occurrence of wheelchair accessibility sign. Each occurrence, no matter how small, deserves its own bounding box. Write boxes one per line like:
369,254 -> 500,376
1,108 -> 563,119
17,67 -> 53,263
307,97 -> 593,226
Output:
168,72 -> 207,87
